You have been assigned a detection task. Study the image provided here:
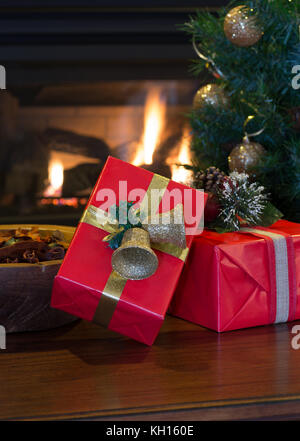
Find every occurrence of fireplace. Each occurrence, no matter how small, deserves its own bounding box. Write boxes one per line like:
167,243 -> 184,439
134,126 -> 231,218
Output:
0,1 -> 227,225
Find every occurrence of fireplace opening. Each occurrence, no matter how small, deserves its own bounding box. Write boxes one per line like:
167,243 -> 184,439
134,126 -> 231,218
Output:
0,1 -> 222,225
0,79 -> 199,225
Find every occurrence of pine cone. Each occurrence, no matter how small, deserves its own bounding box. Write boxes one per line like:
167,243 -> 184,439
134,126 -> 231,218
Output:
194,166 -> 226,193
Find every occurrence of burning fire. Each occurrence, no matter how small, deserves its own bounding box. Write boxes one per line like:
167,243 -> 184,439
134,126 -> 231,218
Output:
43,150 -> 100,199
132,87 -> 166,166
131,85 -> 193,184
169,126 -> 193,184
44,160 -> 64,197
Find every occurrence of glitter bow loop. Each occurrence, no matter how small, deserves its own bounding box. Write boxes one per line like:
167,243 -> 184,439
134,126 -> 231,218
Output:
142,203 -> 186,250
111,204 -> 187,280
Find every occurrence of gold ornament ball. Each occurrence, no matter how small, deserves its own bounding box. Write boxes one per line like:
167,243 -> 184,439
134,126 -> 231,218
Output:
228,137 -> 266,174
193,84 -> 228,110
224,5 -> 263,47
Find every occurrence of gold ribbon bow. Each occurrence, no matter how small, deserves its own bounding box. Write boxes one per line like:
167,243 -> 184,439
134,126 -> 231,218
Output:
80,173 -> 189,279
81,202 -> 188,280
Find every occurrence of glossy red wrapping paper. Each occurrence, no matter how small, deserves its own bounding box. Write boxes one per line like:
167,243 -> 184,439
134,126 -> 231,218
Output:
51,156 -> 206,345
169,220 -> 300,332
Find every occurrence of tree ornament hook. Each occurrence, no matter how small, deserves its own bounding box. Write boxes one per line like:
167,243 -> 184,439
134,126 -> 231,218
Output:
192,35 -> 226,80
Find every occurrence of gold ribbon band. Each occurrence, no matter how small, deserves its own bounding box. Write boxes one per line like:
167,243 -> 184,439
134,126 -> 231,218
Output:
139,174 -> 170,219
92,271 -> 127,327
80,204 -> 119,234
152,241 -> 189,261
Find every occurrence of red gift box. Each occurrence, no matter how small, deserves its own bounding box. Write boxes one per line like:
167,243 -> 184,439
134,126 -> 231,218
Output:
169,220 -> 300,332
51,156 -> 206,345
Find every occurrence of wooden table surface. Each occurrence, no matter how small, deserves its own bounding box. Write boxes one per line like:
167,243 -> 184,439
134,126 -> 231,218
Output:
2,316 -> 300,421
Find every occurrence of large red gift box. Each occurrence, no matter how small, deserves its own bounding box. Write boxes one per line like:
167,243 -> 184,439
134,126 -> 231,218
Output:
51,156 -> 206,345
169,220 -> 300,332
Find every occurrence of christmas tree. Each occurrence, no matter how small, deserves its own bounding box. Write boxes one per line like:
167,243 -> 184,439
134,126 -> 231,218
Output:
186,0 -> 300,222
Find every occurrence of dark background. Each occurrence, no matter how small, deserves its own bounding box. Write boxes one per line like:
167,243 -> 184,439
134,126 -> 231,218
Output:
0,0 -> 230,102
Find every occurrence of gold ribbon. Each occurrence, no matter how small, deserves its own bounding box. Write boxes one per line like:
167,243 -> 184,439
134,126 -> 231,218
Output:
92,270 -> 127,327
79,173 -> 189,328
79,204 -> 119,234
80,178 -> 188,263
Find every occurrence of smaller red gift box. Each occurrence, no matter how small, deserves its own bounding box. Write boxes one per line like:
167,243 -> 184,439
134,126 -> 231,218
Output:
51,156 -> 206,345
169,220 -> 300,332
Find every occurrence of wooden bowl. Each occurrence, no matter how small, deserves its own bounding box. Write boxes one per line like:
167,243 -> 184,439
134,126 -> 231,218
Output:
0,224 -> 78,333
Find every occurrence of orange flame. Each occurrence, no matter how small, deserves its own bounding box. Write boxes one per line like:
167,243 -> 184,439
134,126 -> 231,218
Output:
44,160 -> 64,197
132,87 -> 166,166
169,126 -> 193,184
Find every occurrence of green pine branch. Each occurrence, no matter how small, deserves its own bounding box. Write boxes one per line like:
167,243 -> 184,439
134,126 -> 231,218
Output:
184,0 -> 300,221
